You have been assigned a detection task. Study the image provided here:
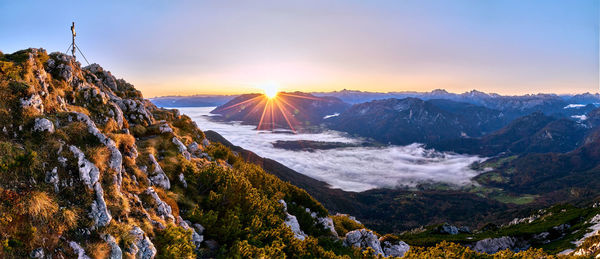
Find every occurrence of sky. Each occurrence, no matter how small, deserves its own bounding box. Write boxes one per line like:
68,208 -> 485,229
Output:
1,1 -> 599,97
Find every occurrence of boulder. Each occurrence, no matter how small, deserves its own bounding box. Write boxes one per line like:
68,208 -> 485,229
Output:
437,223 -> 459,235
158,122 -> 173,133
473,236 -> 522,254
202,138 -> 210,147
344,229 -> 384,256
382,240 -> 410,258
33,118 -> 55,133
178,173 -> 187,188
284,212 -> 307,241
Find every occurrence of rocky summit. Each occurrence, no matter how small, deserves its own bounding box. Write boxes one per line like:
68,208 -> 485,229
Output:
1,48 -> 600,258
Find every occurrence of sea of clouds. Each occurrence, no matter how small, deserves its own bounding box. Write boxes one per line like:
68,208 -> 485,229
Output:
179,107 -> 486,192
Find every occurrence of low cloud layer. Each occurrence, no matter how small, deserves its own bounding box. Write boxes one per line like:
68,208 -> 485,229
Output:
180,107 -> 486,192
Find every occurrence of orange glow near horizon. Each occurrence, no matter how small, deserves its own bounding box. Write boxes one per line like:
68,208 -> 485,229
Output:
215,91 -> 342,133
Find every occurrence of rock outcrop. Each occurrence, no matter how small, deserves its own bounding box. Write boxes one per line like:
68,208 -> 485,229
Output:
279,200 -> 307,240
33,117 -> 54,133
382,240 -> 410,258
145,187 -> 175,222
69,241 -> 91,259
147,154 -> 171,189
473,236 -> 525,254
344,229 -> 384,256
127,226 -> 157,259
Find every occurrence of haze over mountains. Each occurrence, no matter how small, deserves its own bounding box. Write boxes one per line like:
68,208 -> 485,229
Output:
2,47 -> 600,258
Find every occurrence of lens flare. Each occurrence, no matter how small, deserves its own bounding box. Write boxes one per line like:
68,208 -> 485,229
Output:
262,82 -> 279,99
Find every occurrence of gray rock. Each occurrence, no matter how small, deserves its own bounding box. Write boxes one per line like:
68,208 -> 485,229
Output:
474,236 -> 518,254
177,216 -> 203,249
33,118 -> 55,133
29,247 -> 44,258
69,241 -> 91,259
438,223 -> 459,235
178,173 -> 187,188
102,234 -> 123,259
382,240 -> 410,258
110,102 -> 125,129
344,229 -> 384,256
45,167 -> 59,192
90,182 -> 112,227
147,154 -> 170,189
20,94 -> 44,113
158,122 -> 173,133
202,138 -> 210,147
145,187 -> 175,222
73,112 -> 122,174
172,137 -> 191,160
279,200 -> 307,240
69,145 -> 100,189
188,142 -> 201,153
128,226 -> 157,259
284,212 -> 307,240
193,223 -> 205,234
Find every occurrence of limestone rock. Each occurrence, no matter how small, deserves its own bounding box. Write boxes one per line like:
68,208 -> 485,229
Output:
45,167 -> 59,192
33,118 -> 55,133
474,236 -> 522,254
178,216 -> 204,249
344,229 -> 384,256
102,234 -> 123,259
158,122 -> 173,133
69,145 -> 100,189
172,137 -> 191,160
148,154 -> 170,189
20,94 -> 44,113
382,240 -> 410,258
73,112 -> 122,174
145,187 -> 175,222
69,241 -> 91,259
202,138 -> 210,147
128,226 -> 157,259
279,200 -> 307,240
437,223 -> 459,235
90,182 -> 112,227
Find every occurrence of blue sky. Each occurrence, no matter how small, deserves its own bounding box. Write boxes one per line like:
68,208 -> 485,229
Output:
1,1 -> 598,97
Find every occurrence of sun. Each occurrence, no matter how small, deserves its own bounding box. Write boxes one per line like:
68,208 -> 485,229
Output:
261,82 -> 279,99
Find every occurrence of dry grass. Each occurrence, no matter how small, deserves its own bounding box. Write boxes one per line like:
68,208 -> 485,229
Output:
24,191 -> 58,223
66,105 -> 90,116
103,118 -> 119,133
86,146 -> 110,172
86,241 -> 110,259
60,208 -> 79,229
111,133 -> 135,149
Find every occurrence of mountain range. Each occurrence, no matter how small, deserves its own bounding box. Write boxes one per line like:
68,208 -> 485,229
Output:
2,48 -> 600,258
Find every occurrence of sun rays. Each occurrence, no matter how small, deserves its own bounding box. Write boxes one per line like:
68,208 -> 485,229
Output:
216,91 -> 339,133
